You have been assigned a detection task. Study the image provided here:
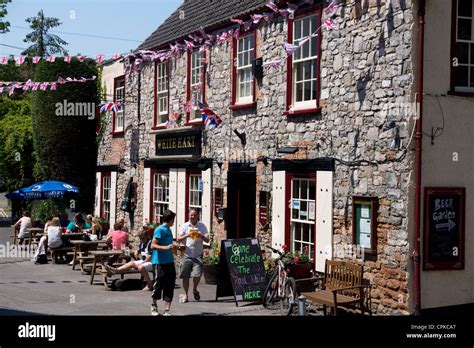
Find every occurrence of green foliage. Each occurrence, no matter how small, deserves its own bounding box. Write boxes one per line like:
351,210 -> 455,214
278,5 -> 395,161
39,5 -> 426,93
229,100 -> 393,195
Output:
0,97 -> 35,192
203,242 -> 220,265
0,0 -> 11,33
22,9 -> 68,57
31,57 -> 98,212
28,199 -> 68,223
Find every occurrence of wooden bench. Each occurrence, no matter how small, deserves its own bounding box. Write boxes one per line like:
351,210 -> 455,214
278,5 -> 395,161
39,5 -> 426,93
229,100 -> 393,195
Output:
49,247 -> 75,264
301,260 -> 370,316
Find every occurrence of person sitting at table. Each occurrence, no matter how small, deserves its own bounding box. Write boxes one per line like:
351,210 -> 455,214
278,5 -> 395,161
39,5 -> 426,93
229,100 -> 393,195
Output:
66,213 -> 91,234
86,214 -> 102,241
32,217 -> 63,264
105,229 -> 153,291
14,211 -> 32,245
59,212 -> 70,228
105,222 -> 130,250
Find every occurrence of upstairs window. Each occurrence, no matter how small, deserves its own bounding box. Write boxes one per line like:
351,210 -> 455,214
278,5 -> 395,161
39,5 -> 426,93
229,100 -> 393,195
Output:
454,0 -> 474,92
292,14 -> 319,110
235,34 -> 255,105
155,62 -> 169,127
113,76 -> 125,133
188,51 -> 204,121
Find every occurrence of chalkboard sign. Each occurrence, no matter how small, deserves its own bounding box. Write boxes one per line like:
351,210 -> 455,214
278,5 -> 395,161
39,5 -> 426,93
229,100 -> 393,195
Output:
424,188 -> 465,271
216,238 -> 267,305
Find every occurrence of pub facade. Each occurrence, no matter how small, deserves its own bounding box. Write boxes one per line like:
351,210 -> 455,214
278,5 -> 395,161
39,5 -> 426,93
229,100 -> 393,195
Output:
95,0 -> 473,315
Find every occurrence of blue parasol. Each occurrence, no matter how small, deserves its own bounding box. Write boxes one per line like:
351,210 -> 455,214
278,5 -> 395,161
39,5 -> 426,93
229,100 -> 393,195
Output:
6,181 -> 80,201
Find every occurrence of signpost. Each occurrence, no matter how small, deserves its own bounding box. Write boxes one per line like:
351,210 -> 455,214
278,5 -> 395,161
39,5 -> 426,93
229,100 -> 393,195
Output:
424,187 -> 465,271
216,238 -> 267,306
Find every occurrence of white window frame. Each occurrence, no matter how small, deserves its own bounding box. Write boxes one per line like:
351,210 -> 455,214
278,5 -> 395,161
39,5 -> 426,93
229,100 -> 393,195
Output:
188,174 -> 203,219
292,14 -> 319,110
114,78 -> 125,132
236,34 -> 255,105
152,172 -> 170,223
102,175 -> 111,222
290,178 -> 316,259
190,51 -> 204,120
156,62 -> 169,126
455,0 -> 474,92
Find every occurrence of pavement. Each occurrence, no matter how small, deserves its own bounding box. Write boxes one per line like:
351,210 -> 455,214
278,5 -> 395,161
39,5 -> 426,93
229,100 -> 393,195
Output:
0,226 -> 282,316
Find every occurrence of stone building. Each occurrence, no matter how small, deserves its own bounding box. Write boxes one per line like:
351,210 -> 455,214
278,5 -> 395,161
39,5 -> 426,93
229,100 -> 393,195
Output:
95,0 -> 473,315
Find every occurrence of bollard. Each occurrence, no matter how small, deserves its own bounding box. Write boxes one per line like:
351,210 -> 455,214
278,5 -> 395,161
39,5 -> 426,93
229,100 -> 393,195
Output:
298,295 -> 307,316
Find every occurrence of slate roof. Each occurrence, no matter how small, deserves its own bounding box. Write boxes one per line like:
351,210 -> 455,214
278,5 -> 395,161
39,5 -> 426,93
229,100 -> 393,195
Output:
138,0 -> 273,51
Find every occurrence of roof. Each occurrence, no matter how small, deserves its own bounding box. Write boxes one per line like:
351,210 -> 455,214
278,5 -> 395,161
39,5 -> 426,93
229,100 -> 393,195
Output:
138,0 -> 272,51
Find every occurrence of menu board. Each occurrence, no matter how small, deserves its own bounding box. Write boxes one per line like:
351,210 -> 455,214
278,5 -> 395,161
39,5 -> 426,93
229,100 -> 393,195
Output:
424,188 -> 465,271
216,238 -> 267,305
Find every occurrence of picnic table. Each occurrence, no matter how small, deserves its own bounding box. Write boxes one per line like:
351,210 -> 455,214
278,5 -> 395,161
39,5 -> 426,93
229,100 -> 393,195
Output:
69,240 -> 109,271
26,227 -> 45,246
89,250 -> 125,286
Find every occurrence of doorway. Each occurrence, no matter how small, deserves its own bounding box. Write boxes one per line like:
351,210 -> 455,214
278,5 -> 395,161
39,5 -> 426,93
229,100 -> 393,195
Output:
227,164 -> 256,239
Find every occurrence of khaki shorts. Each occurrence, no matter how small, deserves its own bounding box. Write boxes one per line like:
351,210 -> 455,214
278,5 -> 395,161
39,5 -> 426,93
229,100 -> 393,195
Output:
179,256 -> 203,279
133,260 -> 153,272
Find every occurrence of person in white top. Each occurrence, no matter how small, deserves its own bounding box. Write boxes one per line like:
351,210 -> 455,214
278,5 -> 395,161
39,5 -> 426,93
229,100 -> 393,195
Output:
14,211 -> 32,244
176,208 -> 209,303
32,217 -> 63,264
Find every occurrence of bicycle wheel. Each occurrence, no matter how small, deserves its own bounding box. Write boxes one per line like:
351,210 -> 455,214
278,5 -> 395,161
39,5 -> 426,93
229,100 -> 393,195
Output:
262,271 -> 278,309
280,276 -> 296,316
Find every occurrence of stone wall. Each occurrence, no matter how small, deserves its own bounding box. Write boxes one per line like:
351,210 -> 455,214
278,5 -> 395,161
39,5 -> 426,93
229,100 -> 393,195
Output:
99,0 -> 417,314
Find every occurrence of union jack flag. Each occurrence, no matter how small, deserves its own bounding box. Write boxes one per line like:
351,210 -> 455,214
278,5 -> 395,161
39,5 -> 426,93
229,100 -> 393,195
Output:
324,19 -> 336,30
198,102 -> 223,129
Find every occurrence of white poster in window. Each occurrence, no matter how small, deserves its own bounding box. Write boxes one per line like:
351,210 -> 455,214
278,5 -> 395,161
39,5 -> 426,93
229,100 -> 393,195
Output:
361,207 -> 370,219
360,219 -> 371,234
308,202 -> 315,220
292,201 -> 300,209
360,233 -> 371,249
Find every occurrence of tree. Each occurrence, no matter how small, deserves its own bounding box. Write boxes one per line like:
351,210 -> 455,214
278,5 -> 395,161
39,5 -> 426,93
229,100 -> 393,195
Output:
30,58 -> 98,213
22,9 -> 68,57
0,0 -> 11,33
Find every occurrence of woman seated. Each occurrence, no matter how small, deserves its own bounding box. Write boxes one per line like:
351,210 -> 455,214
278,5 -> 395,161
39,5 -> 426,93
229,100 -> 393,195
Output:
32,217 -> 63,264
105,230 -> 153,291
86,214 -> 103,241
66,213 -> 91,234
105,222 -> 130,250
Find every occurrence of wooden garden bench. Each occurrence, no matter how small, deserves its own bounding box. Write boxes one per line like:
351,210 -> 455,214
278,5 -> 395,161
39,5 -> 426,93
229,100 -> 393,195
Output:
301,260 -> 370,316
49,247 -> 75,264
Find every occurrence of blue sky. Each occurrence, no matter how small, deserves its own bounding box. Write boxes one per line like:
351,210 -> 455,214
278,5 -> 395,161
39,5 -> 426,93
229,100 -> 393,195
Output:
0,0 -> 183,58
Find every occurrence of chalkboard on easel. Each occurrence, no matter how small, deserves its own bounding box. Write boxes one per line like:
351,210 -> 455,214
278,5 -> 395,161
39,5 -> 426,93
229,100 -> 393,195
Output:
215,238 -> 267,306
424,187 -> 465,271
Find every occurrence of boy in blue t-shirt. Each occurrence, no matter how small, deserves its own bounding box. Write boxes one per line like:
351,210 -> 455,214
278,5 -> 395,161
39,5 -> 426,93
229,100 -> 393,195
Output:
150,209 -> 178,316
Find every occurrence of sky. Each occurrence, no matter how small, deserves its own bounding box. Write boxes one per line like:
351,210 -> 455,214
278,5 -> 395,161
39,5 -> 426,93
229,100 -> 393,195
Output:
0,0 -> 183,58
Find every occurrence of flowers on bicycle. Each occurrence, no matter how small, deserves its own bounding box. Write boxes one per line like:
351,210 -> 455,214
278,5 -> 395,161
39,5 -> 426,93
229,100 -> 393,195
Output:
293,257 -> 299,263
281,248 -> 310,265
281,244 -> 288,251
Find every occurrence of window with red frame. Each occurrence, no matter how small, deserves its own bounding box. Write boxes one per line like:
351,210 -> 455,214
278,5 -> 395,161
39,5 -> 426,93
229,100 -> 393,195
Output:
454,0 -> 474,92
188,51 -> 205,121
151,171 -> 170,223
234,33 -> 255,105
187,174 -> 203,219
100,173 -> 111,221
155,62 -> 170,127
113,76 -> 125,133
288,176 -> 316,259
287,10 -> 321,114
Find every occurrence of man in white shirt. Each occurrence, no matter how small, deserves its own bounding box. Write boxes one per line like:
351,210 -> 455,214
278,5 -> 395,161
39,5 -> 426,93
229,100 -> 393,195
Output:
177,208 -> 209,303
14,211 -> 32,244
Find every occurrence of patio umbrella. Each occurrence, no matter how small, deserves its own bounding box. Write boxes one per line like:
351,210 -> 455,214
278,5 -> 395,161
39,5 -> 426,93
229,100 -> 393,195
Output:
6,180 -> 80,201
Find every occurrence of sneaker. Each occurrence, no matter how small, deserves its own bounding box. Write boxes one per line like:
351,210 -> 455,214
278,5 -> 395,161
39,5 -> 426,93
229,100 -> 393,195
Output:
150,304 -> 159,316
163,310 -> 171,316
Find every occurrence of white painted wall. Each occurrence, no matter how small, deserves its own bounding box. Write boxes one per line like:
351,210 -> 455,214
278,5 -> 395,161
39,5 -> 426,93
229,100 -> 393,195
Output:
110,172 -> 117,225
420,0 -> 474,308
176,169 -> 187,237
271,171 -> 286,256
143,168 -> 151,225
169,169 -> 179,236
94,172 -> 101,217
315,171 -> 334,273
201,168 -> 212,236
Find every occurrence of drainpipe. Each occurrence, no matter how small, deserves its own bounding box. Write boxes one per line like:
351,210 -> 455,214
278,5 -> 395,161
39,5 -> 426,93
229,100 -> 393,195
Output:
413,0 -> 426,316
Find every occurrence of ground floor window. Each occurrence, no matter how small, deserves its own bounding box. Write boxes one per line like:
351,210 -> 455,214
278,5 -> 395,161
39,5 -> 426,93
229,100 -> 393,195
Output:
289,177 -> 316,258
101,173 -> 111,222
152,171 -> 169,223
188,174 -> 203,219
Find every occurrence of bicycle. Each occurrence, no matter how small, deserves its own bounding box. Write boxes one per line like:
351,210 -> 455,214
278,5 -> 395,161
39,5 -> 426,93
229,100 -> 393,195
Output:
262,245 -> 296,316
